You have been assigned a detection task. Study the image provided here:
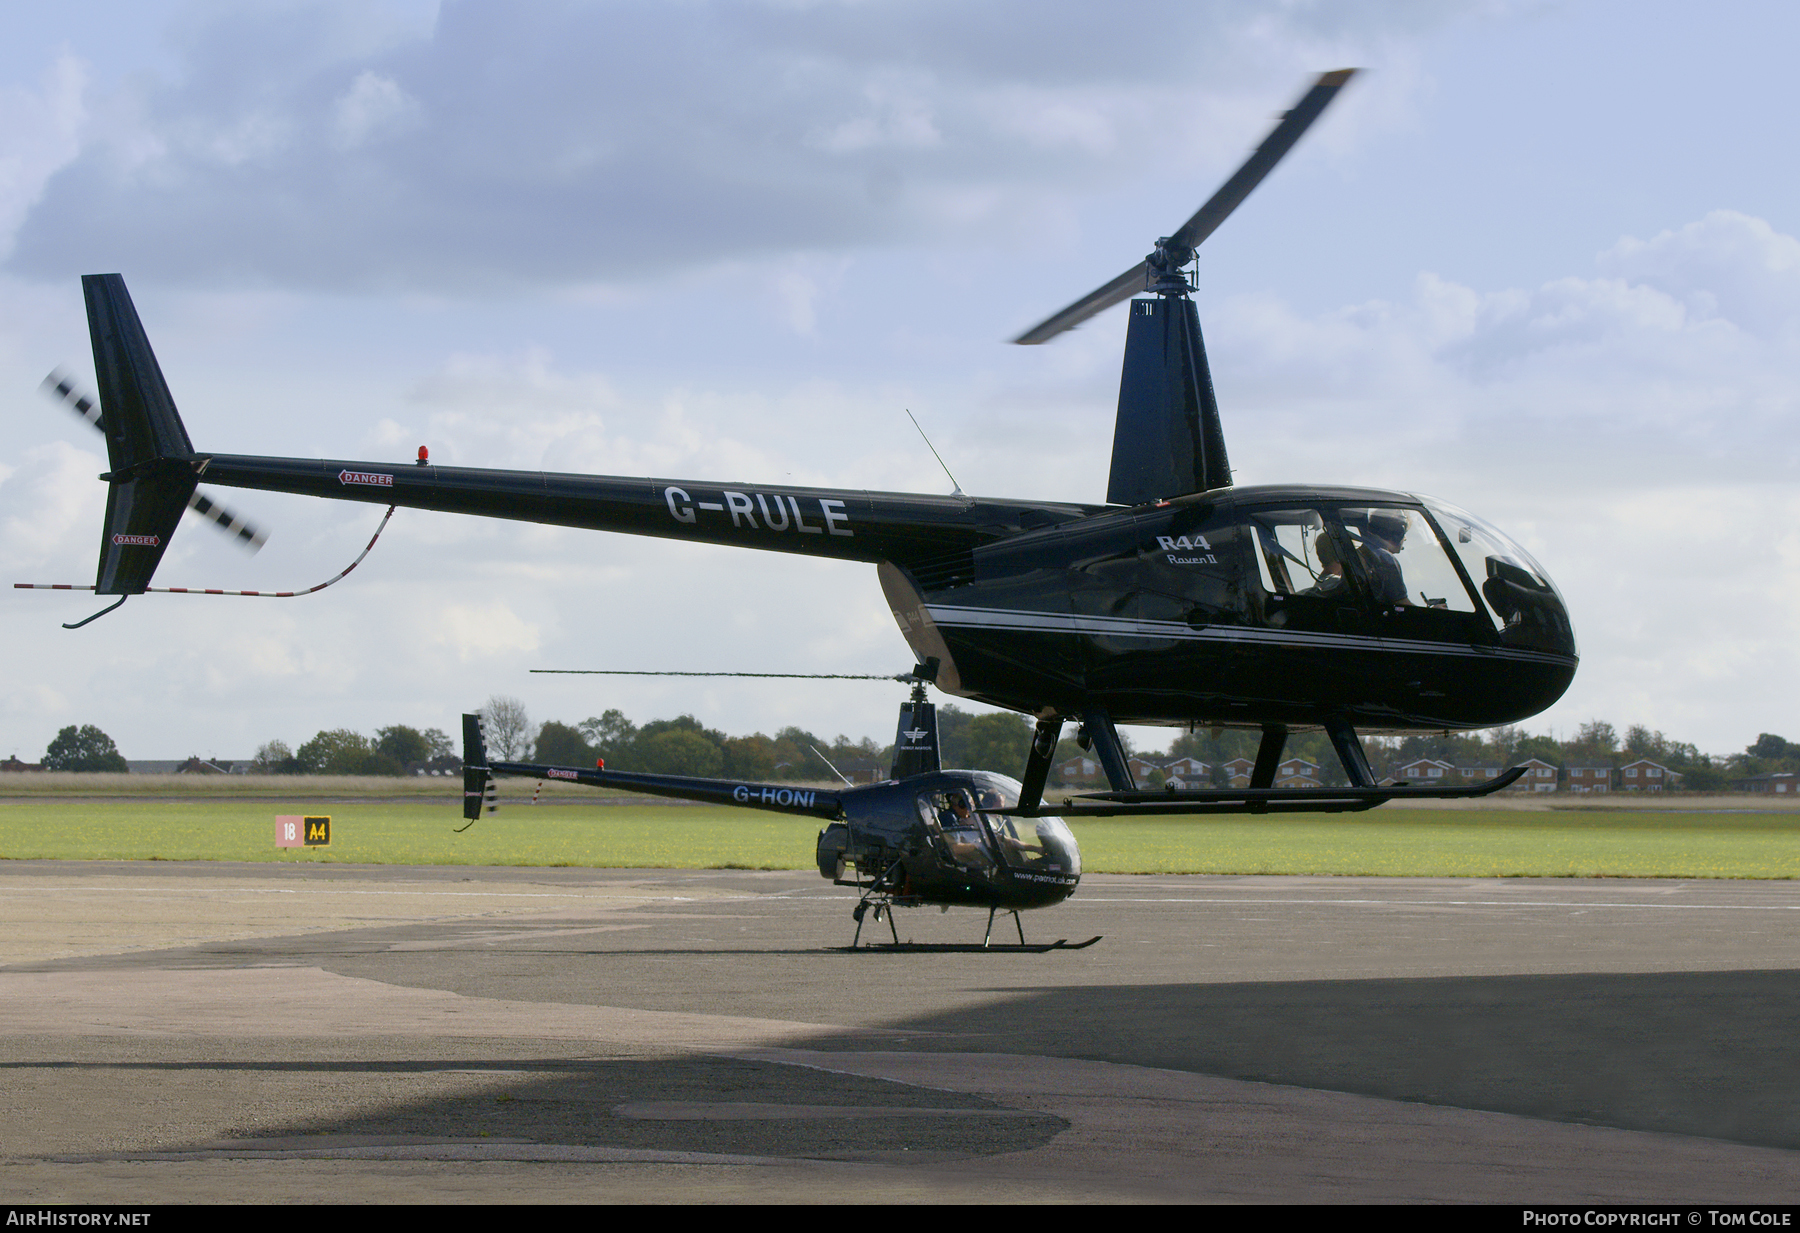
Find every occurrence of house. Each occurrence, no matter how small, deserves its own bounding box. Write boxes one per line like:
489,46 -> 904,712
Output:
1619,759 -> 1679,792
1164,756 -> 1210,789
1127,756 -> 1166,786
1566,766 -> 1613,793
1738,771 -> 1798,795
1275,757 -> 1320,789
1054,755 -> 1102,786
1397,758 -> 1455,783
1509,758 -> 1560,792
0,756 -> 43,773
1221,757 -> 1255,789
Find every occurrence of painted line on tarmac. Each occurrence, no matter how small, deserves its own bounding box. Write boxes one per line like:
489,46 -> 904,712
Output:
738,893 -> 1800,913
0,886 -> 707,901
1058,896 -> 1800,911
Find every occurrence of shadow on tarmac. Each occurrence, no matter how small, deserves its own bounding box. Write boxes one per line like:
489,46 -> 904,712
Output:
788,967 -> 1800,1149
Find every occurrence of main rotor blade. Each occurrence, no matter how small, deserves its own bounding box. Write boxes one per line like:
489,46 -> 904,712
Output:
1012,68 -> 1357,346
1012,261 -> 1148,346
1166,68 -> 1356,254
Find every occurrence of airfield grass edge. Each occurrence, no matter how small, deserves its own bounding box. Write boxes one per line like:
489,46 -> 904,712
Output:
0,800 -> 1794,879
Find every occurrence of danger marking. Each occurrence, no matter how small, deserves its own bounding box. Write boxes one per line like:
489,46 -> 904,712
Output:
338,470 -> 394,487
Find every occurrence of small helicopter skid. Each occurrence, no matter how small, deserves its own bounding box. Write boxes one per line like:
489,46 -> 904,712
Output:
845,900 -> 1100,954
842,859 -> 1101,953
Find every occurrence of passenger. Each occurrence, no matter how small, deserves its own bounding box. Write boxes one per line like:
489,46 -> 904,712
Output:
1361,512 -> 1412,606
1302,533 -> 1347,597
938,790 -> 975,828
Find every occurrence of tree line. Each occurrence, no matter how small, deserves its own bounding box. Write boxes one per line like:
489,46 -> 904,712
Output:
24,709 -> 1800,790
478,694 -> 1044,782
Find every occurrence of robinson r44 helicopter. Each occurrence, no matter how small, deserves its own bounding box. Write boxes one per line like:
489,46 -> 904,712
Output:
461,681 -> 1099,951
26,69 -> 1575,824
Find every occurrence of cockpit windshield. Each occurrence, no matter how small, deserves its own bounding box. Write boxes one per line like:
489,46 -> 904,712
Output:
921,787 -> 994,872
1336,507 -> 1478,615
917,782 -> 1081,877
1419,497 -> 1576,656
985,814 -> 1080,876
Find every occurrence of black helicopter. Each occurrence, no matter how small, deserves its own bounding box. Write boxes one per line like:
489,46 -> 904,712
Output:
29,69 -> 1571,817
459,685 -> 1097,951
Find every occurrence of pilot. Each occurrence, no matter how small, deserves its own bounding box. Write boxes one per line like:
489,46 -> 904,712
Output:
936,791 -> 988,864
1362,512 -> 1412,607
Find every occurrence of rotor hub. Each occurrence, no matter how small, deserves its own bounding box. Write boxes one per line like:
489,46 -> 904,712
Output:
1145,237 -> 1195,296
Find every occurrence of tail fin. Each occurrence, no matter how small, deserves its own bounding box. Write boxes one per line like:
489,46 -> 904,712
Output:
462,712 -> 497,821
83,274 -> 198,594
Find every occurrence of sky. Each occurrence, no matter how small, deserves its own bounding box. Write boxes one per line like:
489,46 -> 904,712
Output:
0,0 -> 1796,762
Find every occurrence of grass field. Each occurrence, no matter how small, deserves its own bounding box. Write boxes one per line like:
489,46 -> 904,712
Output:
0,796 -> 1794,878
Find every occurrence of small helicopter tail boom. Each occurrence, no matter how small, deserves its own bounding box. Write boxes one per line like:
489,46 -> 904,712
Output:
460,714 -> 846,819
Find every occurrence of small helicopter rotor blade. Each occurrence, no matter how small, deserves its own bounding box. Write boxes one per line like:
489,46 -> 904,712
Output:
1165,68 -> 1357,256
531,669 -> 920,682
1011,68 -> 1357,346
1012,261 -> 1149,346
42,368 -> 270,554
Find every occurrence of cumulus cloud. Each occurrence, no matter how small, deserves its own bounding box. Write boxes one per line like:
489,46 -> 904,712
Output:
429,599 -> 540,663
332,70 -> 421,149
3,0 -> 1455,292
1188,212 -> 1800,747
0,440 -> 105,569
1212,211 -> 1800,494
0,53 -> 85,258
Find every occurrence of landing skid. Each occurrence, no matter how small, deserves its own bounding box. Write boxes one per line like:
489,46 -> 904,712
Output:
839,937 -> 1102,954
846,880 -> 1099,952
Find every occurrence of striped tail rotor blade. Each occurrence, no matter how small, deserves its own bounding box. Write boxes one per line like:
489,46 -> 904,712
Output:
41,369 -> 105,433
187,489 -> 270,553
43,371 -> 271,553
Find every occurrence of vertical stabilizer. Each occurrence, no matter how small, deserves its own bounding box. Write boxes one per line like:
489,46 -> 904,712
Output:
462,713 -> 497,820
1105,297 -> 1231,506
890,684 -> 941,778
82,274 -> 197,594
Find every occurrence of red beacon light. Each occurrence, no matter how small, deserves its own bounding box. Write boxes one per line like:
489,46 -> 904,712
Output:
416,445 -> 429,466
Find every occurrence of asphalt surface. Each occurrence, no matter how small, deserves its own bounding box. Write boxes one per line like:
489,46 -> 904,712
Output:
1,860 -> 1797,1203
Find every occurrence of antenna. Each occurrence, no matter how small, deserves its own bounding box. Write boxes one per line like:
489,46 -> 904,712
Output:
905,409 -> 964,499
810,745 -> 854,786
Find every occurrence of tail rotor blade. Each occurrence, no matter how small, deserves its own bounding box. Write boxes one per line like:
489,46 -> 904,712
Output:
42,368 -> 104,432
41,368 -> 269,554
187,490 -> 269,553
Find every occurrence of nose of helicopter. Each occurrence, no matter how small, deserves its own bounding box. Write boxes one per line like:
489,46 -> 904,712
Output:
1419,496 -> 1576,660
